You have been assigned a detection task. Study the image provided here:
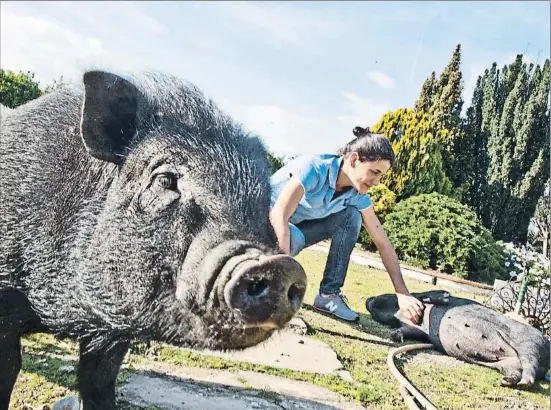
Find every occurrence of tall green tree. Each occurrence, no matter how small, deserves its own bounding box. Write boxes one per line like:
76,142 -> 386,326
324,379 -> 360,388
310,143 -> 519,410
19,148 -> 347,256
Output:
406,50 -> 549,245
460,75 -> 486,212
478,57 -> 550,243
414,71 -> 437,113
412,45 -> 466,195
430,44 -> 464,132
372,108 -> 452,200
429,44 -> 466,191
0,69 -> 43,108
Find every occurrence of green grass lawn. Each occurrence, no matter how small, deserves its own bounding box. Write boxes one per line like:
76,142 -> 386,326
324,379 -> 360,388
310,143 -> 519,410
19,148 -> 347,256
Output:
11,248 -> 550,410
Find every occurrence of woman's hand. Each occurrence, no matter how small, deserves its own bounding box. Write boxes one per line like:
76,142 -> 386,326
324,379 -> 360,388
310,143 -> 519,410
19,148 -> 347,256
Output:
396,293 -> 425,324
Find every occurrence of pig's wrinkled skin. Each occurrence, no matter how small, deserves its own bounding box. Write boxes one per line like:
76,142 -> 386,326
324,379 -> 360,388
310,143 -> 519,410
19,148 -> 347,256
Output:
366,290 -> 550,389
0,70 -> 307,410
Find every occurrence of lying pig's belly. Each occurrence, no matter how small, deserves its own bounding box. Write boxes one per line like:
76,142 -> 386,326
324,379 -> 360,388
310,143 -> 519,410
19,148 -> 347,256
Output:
433,304 -> 517,361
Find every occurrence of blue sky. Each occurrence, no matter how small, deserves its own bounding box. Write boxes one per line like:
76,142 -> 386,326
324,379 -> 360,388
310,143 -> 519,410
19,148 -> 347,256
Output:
1,1 -> 549,157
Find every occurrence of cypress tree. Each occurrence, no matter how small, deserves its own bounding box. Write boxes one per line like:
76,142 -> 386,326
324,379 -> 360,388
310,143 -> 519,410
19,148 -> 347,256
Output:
414,71 -> 437,113
498,62 -> 528,184
430,44 -> 464,132
429,44 -> 465,190
462,75 -> 487,213
481,57 -> 550,243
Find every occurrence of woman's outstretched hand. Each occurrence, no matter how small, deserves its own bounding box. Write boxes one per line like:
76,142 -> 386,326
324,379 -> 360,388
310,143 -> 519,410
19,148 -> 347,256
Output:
396,293 -> 425,324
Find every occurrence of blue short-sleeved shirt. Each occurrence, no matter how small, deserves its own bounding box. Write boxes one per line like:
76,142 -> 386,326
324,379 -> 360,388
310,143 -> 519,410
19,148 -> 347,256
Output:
270,154 -> 372,225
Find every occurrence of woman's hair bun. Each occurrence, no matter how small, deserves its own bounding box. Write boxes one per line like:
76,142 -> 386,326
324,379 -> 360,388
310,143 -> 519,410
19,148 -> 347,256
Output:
352,126 -> 370,138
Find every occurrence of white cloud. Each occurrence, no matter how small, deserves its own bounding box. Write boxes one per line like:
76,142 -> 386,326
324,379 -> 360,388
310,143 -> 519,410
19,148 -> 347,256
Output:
213,2 -> 343,54
223,104 -> 339,157
337,92 -> 391,127
113,2 -> 167,35
0,2 -> 172,86
31,1 -> 167,36
0,10 -> 108,86
221,91 -> 392,158
366,71 -> 396,89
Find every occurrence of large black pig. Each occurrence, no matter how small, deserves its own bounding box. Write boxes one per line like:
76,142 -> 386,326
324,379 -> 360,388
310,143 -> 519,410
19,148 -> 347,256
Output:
366,290 -> 550,389
0,70 -> 307,410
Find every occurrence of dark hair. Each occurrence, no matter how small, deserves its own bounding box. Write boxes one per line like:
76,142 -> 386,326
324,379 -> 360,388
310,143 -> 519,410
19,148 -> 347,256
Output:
337,126 -> 395,166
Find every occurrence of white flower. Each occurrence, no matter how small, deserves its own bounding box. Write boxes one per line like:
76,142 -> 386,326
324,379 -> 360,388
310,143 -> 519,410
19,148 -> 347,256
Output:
505,262 -> 510,267
514,263 -> 524,270
509,271 -> 516,277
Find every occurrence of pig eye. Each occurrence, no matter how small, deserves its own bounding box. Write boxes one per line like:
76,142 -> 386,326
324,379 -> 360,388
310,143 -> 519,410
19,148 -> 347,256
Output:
155,173 -> 178,191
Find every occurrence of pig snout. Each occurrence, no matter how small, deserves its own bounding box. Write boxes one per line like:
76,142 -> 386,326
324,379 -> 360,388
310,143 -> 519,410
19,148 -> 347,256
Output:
223,254 -> 306,327
365,296 -> 375,313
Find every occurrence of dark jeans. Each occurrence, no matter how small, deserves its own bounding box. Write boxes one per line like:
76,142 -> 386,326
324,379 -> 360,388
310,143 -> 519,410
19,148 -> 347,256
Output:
289,206 -> 362,294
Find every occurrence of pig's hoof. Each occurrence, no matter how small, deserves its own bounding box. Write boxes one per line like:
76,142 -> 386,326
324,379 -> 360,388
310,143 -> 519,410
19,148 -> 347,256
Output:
52,396 -> 81,410
500,376 -> 520,387
517,377 -> 535,390
390,329 -> 404,343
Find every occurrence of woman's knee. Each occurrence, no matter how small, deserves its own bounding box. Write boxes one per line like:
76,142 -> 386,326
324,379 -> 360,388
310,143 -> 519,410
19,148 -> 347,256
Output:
289,223 -> 306,257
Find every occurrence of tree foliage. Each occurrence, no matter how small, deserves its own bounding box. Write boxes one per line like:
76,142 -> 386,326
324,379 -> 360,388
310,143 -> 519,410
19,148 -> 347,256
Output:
528,184 -> 550,256
414,71 -> 436,113
376,47 -> 550,247
266,151 -> 285,173
464,56 -> 550,243
372,108 -> 452,200
358,184 -> 396,250
0,69 -> 43,108
383,193 -> 507,283
43,76 -> 67,94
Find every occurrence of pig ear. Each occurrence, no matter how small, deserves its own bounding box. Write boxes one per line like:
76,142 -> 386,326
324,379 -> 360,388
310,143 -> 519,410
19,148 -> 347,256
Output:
80,71 -> 139,164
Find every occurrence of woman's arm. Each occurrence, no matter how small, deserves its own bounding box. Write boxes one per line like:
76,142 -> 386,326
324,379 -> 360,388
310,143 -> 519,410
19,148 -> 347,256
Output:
360,206 -> 424,323
269,177 -> 305,254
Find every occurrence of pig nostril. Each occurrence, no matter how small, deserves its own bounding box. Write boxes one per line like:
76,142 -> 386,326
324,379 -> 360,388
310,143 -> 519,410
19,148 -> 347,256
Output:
223,254 -> 307,325
247,278 -> 269,297
287,283 -> 302,308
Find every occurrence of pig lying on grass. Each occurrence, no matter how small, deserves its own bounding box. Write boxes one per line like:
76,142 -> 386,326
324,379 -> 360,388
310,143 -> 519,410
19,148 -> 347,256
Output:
366,290 -> 550,389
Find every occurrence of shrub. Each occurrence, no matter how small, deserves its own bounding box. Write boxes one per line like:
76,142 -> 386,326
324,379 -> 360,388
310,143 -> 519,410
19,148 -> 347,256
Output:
358,184 -> 396,251
383,193 -> 507,283
0,69 -> 43,108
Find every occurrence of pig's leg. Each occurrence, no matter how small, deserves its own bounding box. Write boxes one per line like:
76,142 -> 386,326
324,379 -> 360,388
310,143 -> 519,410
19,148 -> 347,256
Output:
500,359 -> 523,388
413,290 -> 450,305
467,356 -> 522,387
0,333 -> 21,410
391,326 -> 428,343
78,340 -> 129,410
1,288 -> 39,409
516,344 -> 541,389
482,336 -> 540,389
464,330 -> 525,387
